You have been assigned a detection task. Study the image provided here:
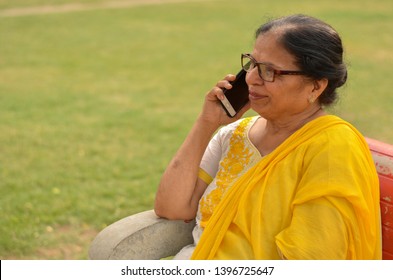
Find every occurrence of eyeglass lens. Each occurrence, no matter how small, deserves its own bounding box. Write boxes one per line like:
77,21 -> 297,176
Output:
241,55 -> 274,82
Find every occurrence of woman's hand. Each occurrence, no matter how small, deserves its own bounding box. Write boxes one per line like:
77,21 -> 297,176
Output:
198,74 -> 251,129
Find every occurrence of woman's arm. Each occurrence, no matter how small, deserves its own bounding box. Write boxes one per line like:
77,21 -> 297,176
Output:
154,75 -> 251,220
154,118 -> 218,220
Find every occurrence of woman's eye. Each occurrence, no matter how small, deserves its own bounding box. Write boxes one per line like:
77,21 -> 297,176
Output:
265,67 -> 274,78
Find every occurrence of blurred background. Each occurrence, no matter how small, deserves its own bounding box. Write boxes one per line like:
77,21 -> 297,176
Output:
0,0 -> 392,259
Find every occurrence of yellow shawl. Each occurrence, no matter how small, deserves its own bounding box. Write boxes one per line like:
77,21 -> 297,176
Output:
191,115 -> 381,260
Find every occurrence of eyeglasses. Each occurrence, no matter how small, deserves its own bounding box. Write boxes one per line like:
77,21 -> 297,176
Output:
241,53 -> 305,82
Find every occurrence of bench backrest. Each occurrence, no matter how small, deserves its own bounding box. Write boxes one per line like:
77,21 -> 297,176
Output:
366,137 -> 393,260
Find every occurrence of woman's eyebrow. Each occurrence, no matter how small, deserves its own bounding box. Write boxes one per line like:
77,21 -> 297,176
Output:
250,54 -> 282,68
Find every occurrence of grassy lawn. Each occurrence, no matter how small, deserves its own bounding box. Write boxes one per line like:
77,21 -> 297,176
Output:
0,0 -> 392,259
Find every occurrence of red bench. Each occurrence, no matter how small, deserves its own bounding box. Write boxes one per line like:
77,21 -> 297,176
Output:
367,137 -> 393,260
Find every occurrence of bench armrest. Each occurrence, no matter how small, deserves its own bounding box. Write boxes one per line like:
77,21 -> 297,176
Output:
88,210 -> 195,260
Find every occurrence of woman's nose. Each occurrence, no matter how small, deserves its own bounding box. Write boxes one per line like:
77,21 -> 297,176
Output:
245,66 -> 263,85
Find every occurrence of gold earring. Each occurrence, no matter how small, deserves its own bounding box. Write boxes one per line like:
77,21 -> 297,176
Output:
308,96 -> 315,104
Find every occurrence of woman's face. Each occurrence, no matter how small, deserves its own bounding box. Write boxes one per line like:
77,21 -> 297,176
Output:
246,31 -> 316,122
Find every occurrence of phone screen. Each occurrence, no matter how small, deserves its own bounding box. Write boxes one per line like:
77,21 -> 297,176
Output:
220,69 -> 249,117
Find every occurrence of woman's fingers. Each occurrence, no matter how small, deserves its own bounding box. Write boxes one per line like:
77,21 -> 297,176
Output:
217,74 -> 236,89
209,74 -> 237,101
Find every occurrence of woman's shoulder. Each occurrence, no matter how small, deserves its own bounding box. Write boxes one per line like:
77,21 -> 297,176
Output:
306,115 -> 368,153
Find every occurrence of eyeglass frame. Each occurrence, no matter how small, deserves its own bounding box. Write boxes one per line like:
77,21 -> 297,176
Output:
241,53 -> 305,82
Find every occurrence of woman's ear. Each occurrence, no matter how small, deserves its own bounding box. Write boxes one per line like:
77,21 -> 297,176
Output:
309,78 -> 328,101
312,78 -> 328,95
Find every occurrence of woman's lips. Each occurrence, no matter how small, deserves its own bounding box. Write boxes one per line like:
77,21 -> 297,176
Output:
249,90 -> 268,101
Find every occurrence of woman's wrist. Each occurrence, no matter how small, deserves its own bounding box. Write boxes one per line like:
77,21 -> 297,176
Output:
195,114 -> 221,135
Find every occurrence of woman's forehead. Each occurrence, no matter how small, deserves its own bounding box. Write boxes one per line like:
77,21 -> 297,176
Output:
252,32 -> 297,68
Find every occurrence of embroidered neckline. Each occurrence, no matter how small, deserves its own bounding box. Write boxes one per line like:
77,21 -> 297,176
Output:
199,117 -> 256,228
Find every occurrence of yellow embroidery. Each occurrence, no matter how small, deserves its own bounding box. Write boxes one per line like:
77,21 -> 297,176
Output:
199,118 -> 254,228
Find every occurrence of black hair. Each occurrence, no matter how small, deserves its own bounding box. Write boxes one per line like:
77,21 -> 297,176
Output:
256,14 -> 347,106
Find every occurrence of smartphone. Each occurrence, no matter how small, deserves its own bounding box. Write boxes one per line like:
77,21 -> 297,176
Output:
219,69 -> 249,117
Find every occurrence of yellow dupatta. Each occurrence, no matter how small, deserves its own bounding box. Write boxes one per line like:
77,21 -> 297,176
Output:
191,115 -> 381,260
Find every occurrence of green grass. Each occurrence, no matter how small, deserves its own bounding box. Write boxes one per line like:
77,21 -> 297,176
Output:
0,0 -> 106,9
0,0 -> 392,259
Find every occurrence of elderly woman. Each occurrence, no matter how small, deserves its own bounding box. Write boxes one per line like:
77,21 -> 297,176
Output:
154,14 -> 381,260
